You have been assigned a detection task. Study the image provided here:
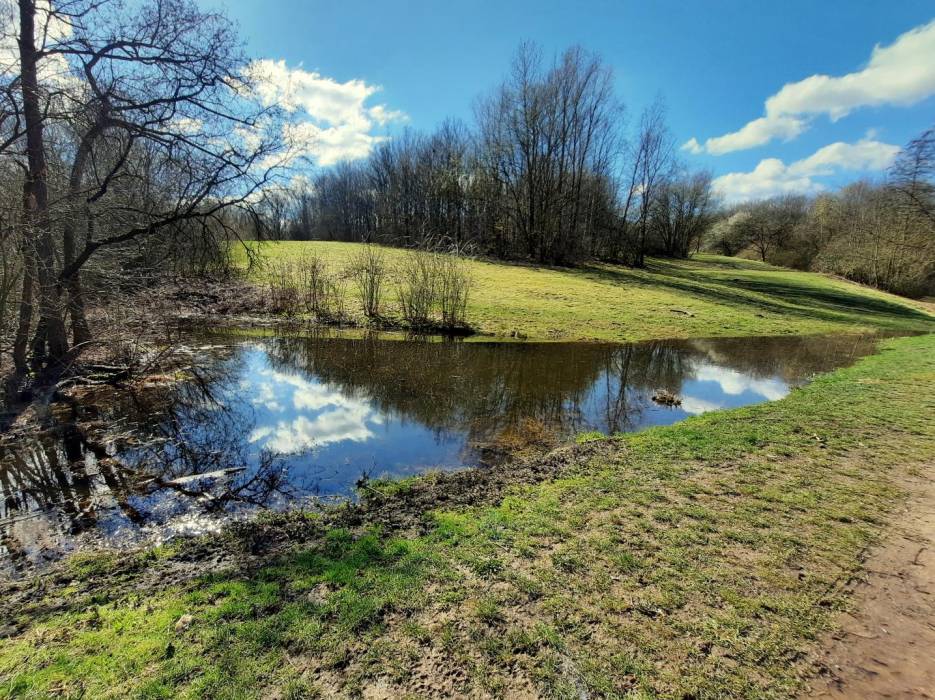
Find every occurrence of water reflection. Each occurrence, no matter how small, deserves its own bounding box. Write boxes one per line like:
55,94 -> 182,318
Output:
0,332 -> 886,571
245,365 -> 382,454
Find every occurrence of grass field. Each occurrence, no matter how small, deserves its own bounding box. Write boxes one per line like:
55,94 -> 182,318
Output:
234,241 -> 934,341
3,333 -> 933,698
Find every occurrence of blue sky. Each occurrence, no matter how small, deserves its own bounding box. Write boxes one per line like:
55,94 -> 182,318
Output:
217,0 -> 935,203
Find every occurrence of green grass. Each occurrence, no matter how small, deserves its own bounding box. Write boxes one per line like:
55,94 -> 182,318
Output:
3,334 -> 934,698
235,241 -> 934,341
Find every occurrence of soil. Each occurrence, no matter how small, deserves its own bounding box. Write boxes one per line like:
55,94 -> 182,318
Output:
805,463 -> 935,699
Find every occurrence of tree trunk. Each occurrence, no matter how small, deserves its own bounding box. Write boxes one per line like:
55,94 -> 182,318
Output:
12,235 -> 35,373
63,129 -> 100,348
18,0 -> 68,366
63,219 -> 91,347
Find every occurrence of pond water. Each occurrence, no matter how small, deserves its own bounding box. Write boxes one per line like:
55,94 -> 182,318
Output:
0,331 -> 887,572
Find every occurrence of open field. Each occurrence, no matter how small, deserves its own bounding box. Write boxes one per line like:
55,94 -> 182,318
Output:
2,333 -> 933,698
234,241 -> 935,342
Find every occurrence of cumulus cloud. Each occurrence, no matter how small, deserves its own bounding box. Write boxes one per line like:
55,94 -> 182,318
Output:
765,20 -> 935,119
681,137 -> 704,155
369,104 -> 407,126
247,59 -> 407,166
686,19 -> 935,155
689,115 -> 808,156
679,396 -> 724,415
790,137 -> 899,175
0,1 -> 77,87
282,121 -> 381,166
712,137 -> 900,204
250,409 -> 376,455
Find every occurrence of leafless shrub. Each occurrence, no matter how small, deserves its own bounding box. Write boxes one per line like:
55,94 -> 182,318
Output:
349,245 -> 386,318
296,253 -> 330,316
437,254 -> 473,328
325,274 -> 349,322
395,249 -> 474,329
396,251 -> 438,328
266,259 -> 300,315
282,253 -> 351,322
93,301 -> 154,371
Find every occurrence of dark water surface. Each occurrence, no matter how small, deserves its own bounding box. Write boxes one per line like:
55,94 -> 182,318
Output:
0,331 -> 888,571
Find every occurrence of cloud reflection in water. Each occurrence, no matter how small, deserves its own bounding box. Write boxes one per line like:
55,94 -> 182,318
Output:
245,364 -> 383,454
678,361 -> 789,415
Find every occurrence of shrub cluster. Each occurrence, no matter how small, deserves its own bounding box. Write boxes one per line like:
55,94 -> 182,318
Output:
396,251 -> 473,329
264,246 -> 473,330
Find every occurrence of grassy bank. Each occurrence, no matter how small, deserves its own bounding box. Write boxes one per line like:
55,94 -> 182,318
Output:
2,334 -> 933,698
234,241 -> 934,341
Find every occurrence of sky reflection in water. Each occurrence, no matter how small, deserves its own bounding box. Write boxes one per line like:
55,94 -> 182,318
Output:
0,332 -> 884,570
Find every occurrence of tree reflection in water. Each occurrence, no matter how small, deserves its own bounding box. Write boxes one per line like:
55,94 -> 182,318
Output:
0,331 -> 885,572
0,351 -> 294,572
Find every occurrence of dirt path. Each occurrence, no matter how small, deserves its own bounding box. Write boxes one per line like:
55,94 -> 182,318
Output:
806,465 -> 935,699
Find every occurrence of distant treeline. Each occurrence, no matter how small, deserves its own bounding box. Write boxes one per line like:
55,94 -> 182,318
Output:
252,44 -> 715,267
707,128 -> 935,298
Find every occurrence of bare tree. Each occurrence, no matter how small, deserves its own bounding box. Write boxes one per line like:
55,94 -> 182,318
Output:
628,99 -> 674,267
891,125 -> 934,226
16,0 -> 68,365
475,43 -> 621,264
4,0 -> 283,373
650,170 -> 715,258
739,195 -> 807,263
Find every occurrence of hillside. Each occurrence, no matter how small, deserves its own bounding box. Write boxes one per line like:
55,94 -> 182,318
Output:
236,242 -> 935,341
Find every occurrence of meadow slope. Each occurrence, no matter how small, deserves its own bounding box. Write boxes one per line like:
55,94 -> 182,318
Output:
235,241 -> 935,341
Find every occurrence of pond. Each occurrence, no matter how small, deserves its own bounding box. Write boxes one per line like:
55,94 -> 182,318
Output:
0,331 -> 888,572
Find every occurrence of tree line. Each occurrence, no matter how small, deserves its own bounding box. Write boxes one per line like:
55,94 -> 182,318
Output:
707,128 -> 935,298
254,44 -> 716,267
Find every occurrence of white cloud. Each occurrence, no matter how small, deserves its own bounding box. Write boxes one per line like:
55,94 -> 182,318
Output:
787,137 -> 900,176
681,137 -> 704,155
250,408 -> 376,455
712,137 -> 900,204
369,104 -> 407,126
282,121 -> 382,167
680,396 -> 724,415
250,381 -> 283,412
687,19 -> 935,155
0,1 -> 79,91
765,20 -> 935,120
247,59 -> 406,166
172,117 -> 204,135
714,159 -> 820,203
700,115 -> 808,156
248,426 -> 275,443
